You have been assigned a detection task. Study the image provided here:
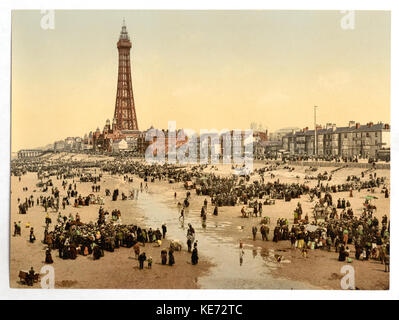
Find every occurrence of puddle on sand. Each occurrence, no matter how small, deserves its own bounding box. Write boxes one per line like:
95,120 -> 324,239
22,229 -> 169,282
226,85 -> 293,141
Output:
132,191 -> 314,289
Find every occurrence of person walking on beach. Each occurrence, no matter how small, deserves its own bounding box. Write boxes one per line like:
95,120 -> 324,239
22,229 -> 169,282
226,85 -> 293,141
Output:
45,248 -> 53,264
133,242 -> 140,259
162,223 -> 167,239
168,249 -> 175,266
191,241 -> 199,265
138,252 -> 146,269
27,267 -> 35,286
252,225 -> 257,241
260,224 -> 269,241
179,208 -> 185,221
187,234 -> 193,252
13,222 -> 21,236
161,249 -> 167,265
29,227 -> 36,243
290,232 -> 296,249
213,205 -> 218,216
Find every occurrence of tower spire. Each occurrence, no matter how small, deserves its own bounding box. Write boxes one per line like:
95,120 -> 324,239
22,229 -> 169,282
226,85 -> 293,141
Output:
120,19 -> 129,41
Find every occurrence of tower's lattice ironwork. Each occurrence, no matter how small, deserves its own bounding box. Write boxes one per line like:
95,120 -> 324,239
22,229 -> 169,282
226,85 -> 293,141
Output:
113,21 -> 138,131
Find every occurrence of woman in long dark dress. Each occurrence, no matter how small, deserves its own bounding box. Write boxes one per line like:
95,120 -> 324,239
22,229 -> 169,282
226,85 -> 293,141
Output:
187,237 -> 192,252
138,252 -> 146,269
45,248 -> 53,264
168,249 -> 175,266
213,206 -> 218,216
161,249 -> 167,265
338,244 -> 346,262
93,245 -> 101,260
191,242 -> 199,265
69,245 -> 77,259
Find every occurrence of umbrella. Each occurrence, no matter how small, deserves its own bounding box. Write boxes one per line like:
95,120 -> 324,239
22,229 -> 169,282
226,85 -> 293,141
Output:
365,195 -> 378,200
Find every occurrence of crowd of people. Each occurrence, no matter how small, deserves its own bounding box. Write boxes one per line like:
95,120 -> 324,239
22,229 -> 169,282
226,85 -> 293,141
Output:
11,154 -> 390,289
250,200 -> 390,272
12,158 -> 204,287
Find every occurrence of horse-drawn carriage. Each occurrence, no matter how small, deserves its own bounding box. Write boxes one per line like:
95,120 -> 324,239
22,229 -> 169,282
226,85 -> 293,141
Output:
18,270 -> 40,285
364,196 -> 378,211
263,197 -> 276,205
36,179 -> 52,188
80,175 -> 92,182
364,202 -> 377,211
313,205 -> 331,221
184,181 -> 195,190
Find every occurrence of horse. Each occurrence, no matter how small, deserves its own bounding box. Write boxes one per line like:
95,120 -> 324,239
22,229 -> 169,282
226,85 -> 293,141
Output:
170,240 -> 182,251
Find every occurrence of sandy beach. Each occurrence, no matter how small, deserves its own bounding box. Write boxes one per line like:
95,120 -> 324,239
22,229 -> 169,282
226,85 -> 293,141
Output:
10,153 -> 390,289
10,158 -> 211,289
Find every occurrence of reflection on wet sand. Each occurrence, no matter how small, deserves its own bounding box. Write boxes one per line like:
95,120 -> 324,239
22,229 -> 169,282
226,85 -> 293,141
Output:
134,190 -> 315,289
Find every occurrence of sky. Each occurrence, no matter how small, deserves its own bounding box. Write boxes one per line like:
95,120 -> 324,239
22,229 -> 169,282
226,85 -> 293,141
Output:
11,10 -> 390,152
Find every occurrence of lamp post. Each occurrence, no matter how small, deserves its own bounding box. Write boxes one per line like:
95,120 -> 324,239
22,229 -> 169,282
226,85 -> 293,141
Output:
314,106 -> 318,157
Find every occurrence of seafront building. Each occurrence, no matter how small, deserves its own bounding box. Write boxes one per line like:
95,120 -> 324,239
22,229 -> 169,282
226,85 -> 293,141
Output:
282,121 -> 390,159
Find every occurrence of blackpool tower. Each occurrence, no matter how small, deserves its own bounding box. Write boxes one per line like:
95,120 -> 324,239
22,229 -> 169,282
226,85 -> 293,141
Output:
113,20 -> 139,131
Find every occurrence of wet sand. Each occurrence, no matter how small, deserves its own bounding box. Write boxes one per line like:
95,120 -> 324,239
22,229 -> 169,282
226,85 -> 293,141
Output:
10,154 -> 390,289
132,162 -> 390,290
